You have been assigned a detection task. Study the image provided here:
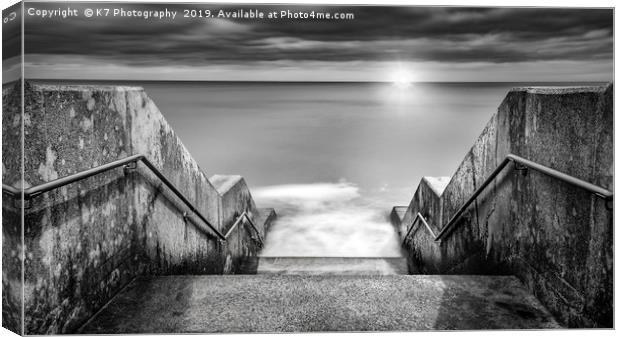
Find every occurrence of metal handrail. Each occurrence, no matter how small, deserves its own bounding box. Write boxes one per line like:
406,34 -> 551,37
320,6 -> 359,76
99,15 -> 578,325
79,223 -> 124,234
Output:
3,184 -> 20,196
424,153 -> 612,242
224,211 -> 264,246
402,212 -> 438,244
1,154 -> 226,241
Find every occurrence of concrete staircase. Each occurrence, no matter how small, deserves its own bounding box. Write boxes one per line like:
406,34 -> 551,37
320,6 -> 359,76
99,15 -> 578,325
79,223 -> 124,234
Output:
242,256 -> 409,275
79,256 -> 560,332
79,274 -> 560,333
75,227 -> 561,332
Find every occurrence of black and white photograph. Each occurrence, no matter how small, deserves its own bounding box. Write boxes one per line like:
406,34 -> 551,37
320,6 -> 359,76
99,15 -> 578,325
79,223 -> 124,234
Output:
0,0 -> 615,334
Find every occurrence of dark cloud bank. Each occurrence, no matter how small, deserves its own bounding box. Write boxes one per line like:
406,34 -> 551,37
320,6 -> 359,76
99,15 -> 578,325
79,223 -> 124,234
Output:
23,4 -> 612,67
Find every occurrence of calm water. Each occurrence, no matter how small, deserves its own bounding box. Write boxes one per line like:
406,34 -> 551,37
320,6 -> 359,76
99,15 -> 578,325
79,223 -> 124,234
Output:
36,80 -> 604,256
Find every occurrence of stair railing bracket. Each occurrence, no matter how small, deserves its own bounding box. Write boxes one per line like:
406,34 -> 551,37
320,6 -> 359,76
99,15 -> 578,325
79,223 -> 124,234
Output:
514,162 -> 529,176
9,197 -> 28,209
123,161 -> 138,175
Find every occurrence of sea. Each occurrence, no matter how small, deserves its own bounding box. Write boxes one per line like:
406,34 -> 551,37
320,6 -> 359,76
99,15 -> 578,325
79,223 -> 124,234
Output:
33,80 -> 607,257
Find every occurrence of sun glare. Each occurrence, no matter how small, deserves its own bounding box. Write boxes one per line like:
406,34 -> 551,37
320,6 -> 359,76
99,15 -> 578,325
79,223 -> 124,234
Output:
389,65 -> 413,88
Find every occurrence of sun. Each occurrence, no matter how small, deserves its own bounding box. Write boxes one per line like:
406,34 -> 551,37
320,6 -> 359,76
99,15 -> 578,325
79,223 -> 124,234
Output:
392,73 -> 412,88
389,66 -> 413,88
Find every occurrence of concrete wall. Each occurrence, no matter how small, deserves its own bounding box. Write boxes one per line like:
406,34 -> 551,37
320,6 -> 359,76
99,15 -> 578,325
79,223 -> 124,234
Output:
211,175 -> 259,236
2,82 -> 24,335
259,208 -> 277,234
400,178 -> 445,274
210,174 -> 262,274
398,85 -> 613,328
2,81 -> 268,334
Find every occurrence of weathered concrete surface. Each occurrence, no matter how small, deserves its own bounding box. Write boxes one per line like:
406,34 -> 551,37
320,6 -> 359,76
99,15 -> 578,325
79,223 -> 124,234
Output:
389,206 -> 407,236
2,82 -> 24,335
79,274 -> 560,333
399,176 -> 446,274
254,257 -> 408,275
398,85 -> 613,328
211,174 -> 259,236
1,81 -> 269,334
401,177 -> 447,240
256,207 -> 277,233
423,177 -> 450,196
211,175 -> 264,274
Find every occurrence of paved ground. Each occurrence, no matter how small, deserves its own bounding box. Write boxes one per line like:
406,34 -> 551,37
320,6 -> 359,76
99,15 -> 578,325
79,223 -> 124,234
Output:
254,257 -> 409,275
79,274 -> 560,333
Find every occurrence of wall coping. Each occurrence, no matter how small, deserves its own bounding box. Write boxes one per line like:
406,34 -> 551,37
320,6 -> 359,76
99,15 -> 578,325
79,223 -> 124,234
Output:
508,85 -> 610,95
421,176 -> 450,197
210,174 -> 244,195
28,82 -> 145,92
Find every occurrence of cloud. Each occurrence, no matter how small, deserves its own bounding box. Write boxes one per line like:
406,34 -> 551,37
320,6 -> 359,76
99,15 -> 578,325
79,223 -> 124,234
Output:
22,4 -> 612,67
22,54 -> 613,82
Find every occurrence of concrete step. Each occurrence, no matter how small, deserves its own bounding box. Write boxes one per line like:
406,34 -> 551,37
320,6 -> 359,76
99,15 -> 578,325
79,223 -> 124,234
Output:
253,257 -> 408,275
79,274 -> 560,333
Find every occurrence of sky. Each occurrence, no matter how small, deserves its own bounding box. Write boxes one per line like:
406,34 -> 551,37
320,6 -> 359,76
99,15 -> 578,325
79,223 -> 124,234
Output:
3,2 -> 615,82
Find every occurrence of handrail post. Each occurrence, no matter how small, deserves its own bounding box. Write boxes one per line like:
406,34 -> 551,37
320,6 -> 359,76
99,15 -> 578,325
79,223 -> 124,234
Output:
514,162 -> 528,176
123,161 -> 138,175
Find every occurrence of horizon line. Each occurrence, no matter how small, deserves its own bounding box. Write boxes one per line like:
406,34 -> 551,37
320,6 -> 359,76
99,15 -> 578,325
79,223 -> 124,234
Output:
14,78 -> 613,85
